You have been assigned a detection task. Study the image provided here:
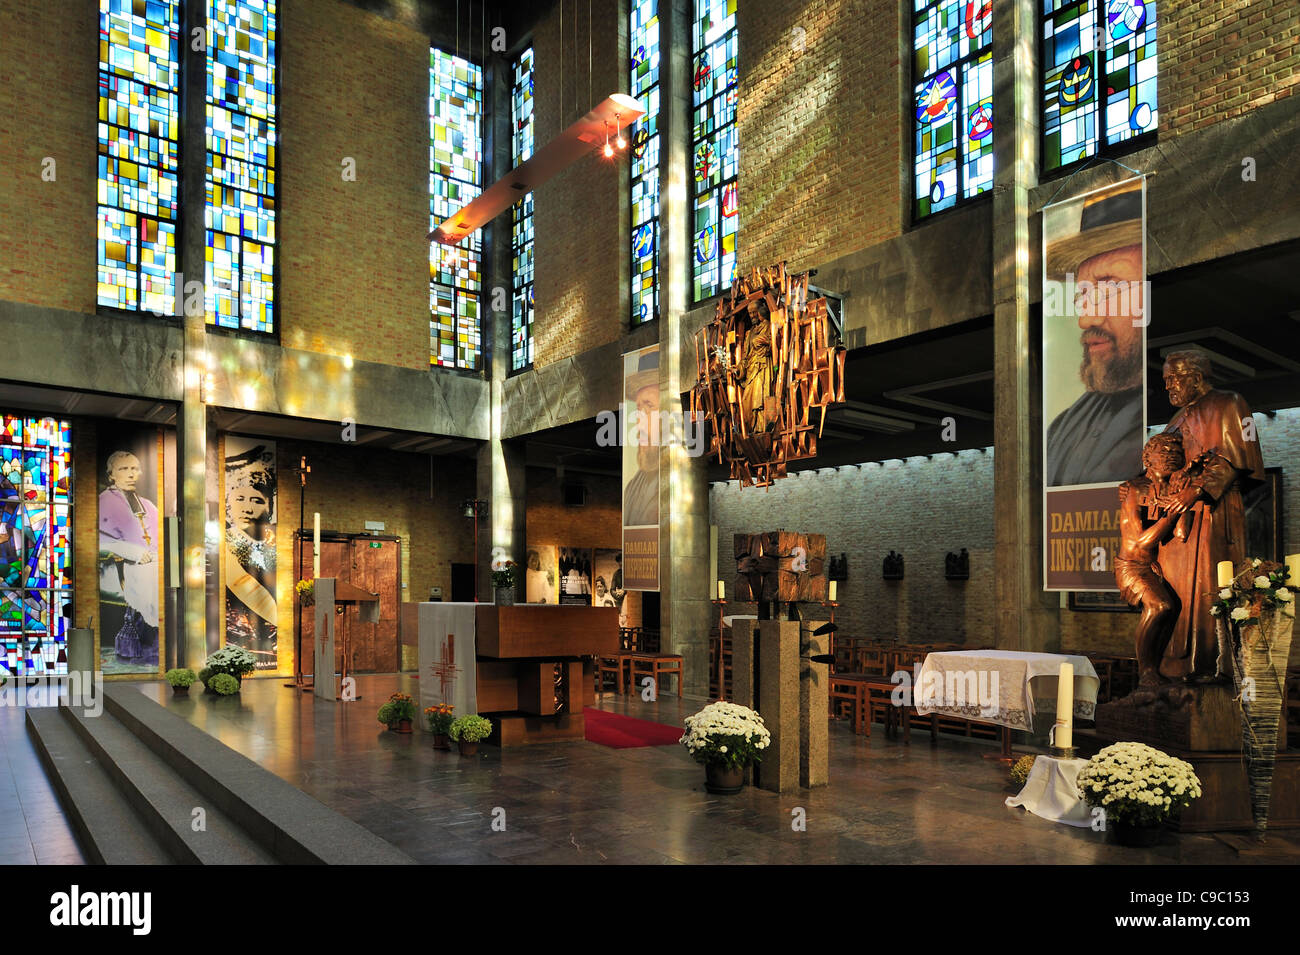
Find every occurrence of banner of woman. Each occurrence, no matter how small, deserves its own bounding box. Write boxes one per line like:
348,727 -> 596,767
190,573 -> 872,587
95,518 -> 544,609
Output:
223,437 -> 279,671
98,424 -> 163,674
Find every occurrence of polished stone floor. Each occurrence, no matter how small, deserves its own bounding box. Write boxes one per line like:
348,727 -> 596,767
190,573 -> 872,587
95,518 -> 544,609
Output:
0,672 -> 1272,864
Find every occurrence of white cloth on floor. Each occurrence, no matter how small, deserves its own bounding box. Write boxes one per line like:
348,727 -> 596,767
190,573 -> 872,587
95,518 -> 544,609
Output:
1005,755 -> 1093,827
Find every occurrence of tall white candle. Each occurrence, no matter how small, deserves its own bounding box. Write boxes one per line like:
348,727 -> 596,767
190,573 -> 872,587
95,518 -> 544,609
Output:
717,580 -> 725,601
1055,661 -> 1074,750
1217,560 -> 1234,588
828,580 -> 837,602
313,512 -> 321,578
1286,554 -> 1300,582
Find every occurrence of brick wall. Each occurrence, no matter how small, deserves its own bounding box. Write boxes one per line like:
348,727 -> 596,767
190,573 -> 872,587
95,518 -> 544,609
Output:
1162,0 -> 1298,135
710,449 -> 996,645
0,0 -> 97,313
738,0 -> 902,273
529,0 -> 628,368
277,0 -> 431,370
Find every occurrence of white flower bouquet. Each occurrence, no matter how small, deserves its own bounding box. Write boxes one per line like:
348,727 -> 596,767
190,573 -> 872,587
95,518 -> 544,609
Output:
1210,558 -> 1294,625
680,701 -> 771,769
1076,742 -> 1202,827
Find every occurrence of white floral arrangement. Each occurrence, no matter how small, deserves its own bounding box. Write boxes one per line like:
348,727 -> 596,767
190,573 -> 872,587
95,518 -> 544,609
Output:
680,701 -> 771,769
1210,558 -> 1293,626
1076,742 -> 1202,827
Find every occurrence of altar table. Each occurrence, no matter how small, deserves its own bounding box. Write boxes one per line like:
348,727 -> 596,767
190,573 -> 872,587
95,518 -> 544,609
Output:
912,649 -> 1099,732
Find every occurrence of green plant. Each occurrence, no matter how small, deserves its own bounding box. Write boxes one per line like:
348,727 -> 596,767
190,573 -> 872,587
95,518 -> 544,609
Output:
680,701 -> 770,769
377,701 -> 397,726
425,703 -> 454,734
295,578 -> 315,607
1009,754 -> 1036,788
165,668 -> 196,688
208,672 -> 240,696
197,667 -> 213,685
379,692 -> 416,725
1077,741 -> 1202,827
203,646 -> 257,680
449,714 -> 493,743
490,560 -> 519,590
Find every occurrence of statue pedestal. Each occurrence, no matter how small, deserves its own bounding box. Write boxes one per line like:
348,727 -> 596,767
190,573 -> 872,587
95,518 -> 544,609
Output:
731,619 -> 828,792
1093,684 -> 1300,832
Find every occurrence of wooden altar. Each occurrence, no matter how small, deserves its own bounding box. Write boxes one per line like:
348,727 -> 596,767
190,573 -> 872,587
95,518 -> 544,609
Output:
417,604 -> 619,746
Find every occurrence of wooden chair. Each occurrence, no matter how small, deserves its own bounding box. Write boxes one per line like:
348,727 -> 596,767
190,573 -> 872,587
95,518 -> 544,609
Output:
595,653 -> 631,694
629,653 -> 683,698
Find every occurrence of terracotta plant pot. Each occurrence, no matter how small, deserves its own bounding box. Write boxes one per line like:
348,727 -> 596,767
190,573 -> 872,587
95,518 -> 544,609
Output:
433,733 -> 451,750
705,762 -> 745,795
1112,820 -> 1163,847
395,718 -> 413,734
458,739 -> 479,757
172,685 -> 190,697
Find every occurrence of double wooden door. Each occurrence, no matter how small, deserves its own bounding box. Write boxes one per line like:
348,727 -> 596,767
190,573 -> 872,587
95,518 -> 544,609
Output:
300,535 -> 401,674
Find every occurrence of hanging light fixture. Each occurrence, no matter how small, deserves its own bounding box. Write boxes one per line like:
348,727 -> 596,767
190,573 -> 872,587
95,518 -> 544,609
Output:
602,122 -> 614,158
615,113 -> 627,150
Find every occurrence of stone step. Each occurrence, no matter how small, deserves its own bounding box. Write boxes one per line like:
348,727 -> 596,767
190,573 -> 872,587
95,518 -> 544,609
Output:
104,686 -> 414,865
24,707 -> 172,865
61,704 -> 278,865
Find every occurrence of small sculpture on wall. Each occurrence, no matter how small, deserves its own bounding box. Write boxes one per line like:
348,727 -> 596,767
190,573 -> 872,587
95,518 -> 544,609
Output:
827,553 -> 848,582
944,548 -> 970,580
882,551 -> 904,581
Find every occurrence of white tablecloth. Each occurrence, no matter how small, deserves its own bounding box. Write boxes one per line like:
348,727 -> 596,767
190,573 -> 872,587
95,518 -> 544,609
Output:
912,649 -> 1099,731
1005,755 -> 1093,827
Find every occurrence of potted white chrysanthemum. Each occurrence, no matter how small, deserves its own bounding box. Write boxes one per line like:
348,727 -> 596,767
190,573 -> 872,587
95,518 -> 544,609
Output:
1076,741 -> 1202,847
680,701 -> 771,794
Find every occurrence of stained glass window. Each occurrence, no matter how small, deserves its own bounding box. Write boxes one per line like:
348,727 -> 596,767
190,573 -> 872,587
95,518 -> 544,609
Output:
511,47 -> 535,372
206,0 -> 278,333
0,415 -> 73,679
913,0 -> 993,219
97,0 -> 181,313
430,48 -> 483,370
691,0 -> 738,303
1043,0 -> 1158,172
630,0 -> 660,323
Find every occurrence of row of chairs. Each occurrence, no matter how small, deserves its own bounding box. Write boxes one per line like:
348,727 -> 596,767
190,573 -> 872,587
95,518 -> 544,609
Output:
594,628 -> 684,698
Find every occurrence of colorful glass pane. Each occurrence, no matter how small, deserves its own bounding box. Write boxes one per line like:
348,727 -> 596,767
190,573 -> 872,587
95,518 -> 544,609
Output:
98,0 -> 180,312
691,0 -> 738,301
430,48 -> 482,369
511,48 -> 535,372
913,0 -> 992,219
1043,0 -> 1156,171
206,0 -> 277,332
630,0 -> 661,324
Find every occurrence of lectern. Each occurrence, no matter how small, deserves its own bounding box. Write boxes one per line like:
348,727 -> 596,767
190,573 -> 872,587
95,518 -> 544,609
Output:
312,577 -> 380,701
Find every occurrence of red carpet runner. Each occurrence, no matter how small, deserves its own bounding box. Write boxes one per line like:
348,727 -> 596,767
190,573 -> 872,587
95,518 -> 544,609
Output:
583,706 -> 684,749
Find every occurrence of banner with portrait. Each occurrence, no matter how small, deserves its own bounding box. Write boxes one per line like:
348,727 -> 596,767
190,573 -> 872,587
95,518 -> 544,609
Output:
1042,176 -> 1147,590
558,547 -> 592,605
622,343 -> 660,591
524,543 -> 558,604
592,548 -> 625,623
223,436 -> 278,670
98,424 -> 163,674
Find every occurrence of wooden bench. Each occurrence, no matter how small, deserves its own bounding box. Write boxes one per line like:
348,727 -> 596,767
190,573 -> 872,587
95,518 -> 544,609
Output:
629,653 -> 684,698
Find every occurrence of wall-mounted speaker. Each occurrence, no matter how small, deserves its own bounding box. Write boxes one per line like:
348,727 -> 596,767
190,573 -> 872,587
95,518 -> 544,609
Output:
563,484 -> 586,508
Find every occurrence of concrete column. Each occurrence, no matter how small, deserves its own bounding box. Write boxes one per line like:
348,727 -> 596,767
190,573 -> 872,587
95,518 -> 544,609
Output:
179,0 -> 209,667
657,0 -> 711,695
992,0 -> 1058,650
478,48 -> 528,600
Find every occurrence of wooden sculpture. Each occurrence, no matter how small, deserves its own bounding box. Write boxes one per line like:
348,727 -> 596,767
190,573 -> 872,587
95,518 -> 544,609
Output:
734,531 -> 827,603
691,263 -> 846,488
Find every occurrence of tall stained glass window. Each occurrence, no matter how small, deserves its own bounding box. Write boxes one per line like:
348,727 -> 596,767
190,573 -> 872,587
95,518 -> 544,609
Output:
691,0 -> 738,303
630,0 -> 660,324
1043,0 -> 1157,172
0,416 -> 73,679
913,0 -> 993,219
206,0 -> 278,333
511,48 -> 535,372
97,0 -> 181,313
430,49 -> 483,369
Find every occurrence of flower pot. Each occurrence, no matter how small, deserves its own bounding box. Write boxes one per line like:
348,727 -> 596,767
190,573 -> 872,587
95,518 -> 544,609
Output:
172,684 -> 190,697
395,718 -> 413,734
458,740 -> 479,757
495,587 -> 515,606
433,733 -> 451,750
705,762 -> 745,795
1112,820 -> 1163,847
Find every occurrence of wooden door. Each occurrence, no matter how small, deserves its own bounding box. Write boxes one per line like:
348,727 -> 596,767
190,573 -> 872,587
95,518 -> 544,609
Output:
347,537 -> 400,673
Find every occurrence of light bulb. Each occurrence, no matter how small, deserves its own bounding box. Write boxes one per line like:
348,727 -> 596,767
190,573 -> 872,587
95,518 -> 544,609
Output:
616,132 -> 627,149
603,140 -> 614,158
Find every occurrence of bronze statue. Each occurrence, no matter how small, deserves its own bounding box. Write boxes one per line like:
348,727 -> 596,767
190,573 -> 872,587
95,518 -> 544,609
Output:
1115,434 -> 1190,695
1151,350 -> 1264,682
